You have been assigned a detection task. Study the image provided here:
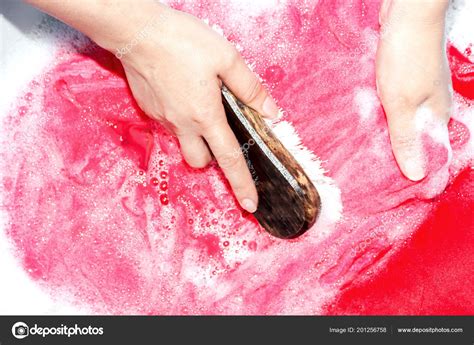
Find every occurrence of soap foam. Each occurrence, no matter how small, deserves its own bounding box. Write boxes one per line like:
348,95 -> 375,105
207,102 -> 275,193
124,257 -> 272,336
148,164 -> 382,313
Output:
0,0 -> 473,315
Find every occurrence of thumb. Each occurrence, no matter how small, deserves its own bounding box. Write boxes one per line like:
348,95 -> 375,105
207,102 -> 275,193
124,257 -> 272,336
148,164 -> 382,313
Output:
219,50 -> 280,119
386,110 -> 427,181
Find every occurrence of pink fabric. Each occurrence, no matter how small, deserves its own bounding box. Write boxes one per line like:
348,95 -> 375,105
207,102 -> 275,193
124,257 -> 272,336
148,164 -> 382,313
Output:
1,0 -> 472,314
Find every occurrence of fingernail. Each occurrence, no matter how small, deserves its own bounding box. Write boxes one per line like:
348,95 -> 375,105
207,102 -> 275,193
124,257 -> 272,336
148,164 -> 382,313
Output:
262,96 -> 279,119
402,157 -> 425,181
241,198 -> 257,213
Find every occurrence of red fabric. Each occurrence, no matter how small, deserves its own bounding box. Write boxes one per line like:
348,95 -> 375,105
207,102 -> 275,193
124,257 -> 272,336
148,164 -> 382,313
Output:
328,168 -> 474,315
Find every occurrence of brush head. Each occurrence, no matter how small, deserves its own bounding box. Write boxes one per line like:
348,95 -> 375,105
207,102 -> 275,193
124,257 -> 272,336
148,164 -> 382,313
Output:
222,86 -> 321,239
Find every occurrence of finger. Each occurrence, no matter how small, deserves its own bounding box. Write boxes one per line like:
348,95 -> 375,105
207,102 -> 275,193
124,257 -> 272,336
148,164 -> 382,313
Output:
219,50 -> 279,119
201,111 -> 258,213
384,102 -> 426,181
177,134 -> 212,169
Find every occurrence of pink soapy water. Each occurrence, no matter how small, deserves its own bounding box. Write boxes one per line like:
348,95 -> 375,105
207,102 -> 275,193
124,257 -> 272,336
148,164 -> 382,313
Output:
1,0 -> 472,314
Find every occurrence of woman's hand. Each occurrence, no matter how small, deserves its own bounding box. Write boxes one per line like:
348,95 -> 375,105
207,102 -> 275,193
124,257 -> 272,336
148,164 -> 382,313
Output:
28,0 -> 280,213
376,0 -> 452,181
118,6 -> 281,212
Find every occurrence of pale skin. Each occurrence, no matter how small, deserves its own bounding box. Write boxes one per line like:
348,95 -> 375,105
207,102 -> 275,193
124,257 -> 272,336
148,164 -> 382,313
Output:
377,0 -> 451,181
27,0 -> 452,212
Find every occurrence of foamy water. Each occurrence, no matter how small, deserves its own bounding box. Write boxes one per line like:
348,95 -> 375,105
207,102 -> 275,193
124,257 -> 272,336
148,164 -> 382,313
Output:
0,0 -> 472,314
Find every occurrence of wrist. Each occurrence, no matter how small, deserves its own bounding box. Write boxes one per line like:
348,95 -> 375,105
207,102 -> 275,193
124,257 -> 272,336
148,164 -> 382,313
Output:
91,2 -> 170,56
28,0 -> 169,57
387,0 -> 449,24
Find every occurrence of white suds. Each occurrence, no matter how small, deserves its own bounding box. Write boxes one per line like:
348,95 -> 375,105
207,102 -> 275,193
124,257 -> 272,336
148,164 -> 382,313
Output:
0,4 -> 84,314
354,87 -> 379,123
0,6 -> 54,120
447,0 -> 474,56
270,119 -> 343,226
415,105 -> 453,162
228,0 -> 283,16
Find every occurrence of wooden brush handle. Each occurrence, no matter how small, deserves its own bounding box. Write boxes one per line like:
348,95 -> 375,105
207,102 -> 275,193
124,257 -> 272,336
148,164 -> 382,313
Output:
221,86 -> 321,239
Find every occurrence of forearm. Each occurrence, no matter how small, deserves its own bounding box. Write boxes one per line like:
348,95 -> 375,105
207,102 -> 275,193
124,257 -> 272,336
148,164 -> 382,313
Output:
381,0 -> 449,28
380,0 -> 449,50
25,0 -> 167,51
